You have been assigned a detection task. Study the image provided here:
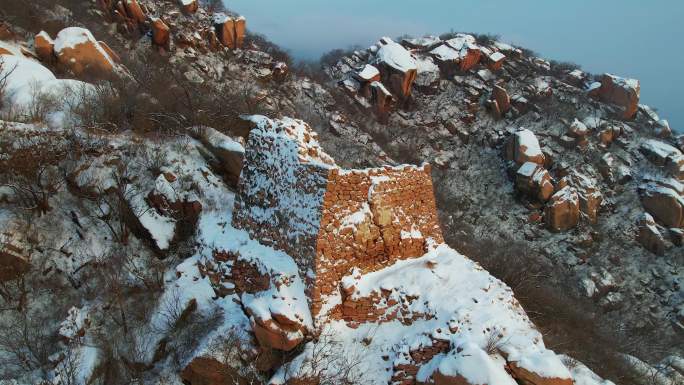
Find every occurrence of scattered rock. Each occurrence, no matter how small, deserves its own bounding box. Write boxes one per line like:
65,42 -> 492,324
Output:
53,27 -> 116,78
34,31 -> 55,62
151,18 -> 170,48
637,213 -> 666,255
595,74 -> 640,120
546,186 -> 580,231
505,128 -> 545,166
516,162 -> 554,202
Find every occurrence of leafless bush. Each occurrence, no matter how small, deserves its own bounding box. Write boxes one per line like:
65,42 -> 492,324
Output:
0,309 -> 58,376
0,136 -> 66,214
280,329 -> 364,385
445,234 -> 681,385
0,57 -> 16,112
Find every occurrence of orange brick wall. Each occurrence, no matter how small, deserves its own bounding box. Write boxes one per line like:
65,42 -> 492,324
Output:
312,165 -> 443,316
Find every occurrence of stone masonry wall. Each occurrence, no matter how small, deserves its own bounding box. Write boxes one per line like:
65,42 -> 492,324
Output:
312,165 -> 443,316
233,117 -> 443,320
231,117 -> 332,271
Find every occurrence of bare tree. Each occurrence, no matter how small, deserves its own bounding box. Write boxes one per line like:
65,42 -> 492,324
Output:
0,136 -> 66,214
280,329 -> 364,385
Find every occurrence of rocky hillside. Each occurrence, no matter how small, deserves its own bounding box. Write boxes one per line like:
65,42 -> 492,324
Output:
0,1 -> 682,385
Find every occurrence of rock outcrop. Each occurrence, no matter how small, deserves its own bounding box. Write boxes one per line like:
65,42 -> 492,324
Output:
594,74 -> 640,120
505,128 -> 545,166
546,186 -> 580,231
639,177 -> 684,228
213,14 -> 247,49
637,213 -> 666,255
516,162 -> 554,202
52,27 -> 117,78
375,38 -> 418,99
151,18 -> 170,48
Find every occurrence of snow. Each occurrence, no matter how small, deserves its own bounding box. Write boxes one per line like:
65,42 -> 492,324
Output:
281,243 -> 573,385
0,53 -> 94,126
516,128 -> 543,158
605,73 -> 639,91
415,55 -> 439,74
53,27 -> 115,67
212,12 -> 231,24
507,348 -> 572,380
370,80 -> 391,97
559,355 -> 616,385
199,125 -> 245,153
489,51 -> 506,62
430,44 -> 460,62
357,64 -> 379,81
518,161 -> 539,177
444,34 -> 476,51
437,343 -> 517,385
376,39 -> 417,73
641,139 -> 681,159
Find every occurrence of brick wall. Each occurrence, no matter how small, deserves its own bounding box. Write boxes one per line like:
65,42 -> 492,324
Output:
312,165 -> 443,316
232,117 -> 443,320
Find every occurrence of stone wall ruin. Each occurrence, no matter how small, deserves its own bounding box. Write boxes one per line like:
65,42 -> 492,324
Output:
232,116 -> 443,318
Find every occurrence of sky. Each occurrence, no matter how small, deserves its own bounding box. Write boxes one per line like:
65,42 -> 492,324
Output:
228,0 -> 683,132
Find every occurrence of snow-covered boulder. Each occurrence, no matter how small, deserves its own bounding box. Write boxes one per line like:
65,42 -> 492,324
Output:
0,53 -> 94,126
34,30 -> 54,62
594,73 -> 640,120
545,186 -> 580,231
638,177 -> 684,228
516,162 -> 554,202
375,38 -> 417,99
197,126 -> 245,186
505,128 -> 546,166
53,27 -> 117,78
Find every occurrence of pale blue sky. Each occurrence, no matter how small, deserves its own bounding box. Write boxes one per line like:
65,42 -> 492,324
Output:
229,0 -> 683,132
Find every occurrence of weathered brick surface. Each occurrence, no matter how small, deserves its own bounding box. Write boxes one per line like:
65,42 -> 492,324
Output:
232,117 -> 443,320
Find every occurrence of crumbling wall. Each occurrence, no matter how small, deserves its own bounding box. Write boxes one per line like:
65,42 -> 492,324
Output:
231,117 -> 332,270
312,165 -> 443,316
233,117 -> 443,319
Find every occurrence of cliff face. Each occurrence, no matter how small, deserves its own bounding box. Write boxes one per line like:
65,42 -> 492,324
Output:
0,1 -> 682,385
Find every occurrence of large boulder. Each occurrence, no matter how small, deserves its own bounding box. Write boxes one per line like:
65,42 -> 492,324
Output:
151,18 -> 170,48
123,0 -> 146,23
637,213 -> 666,255
181,356 -> 254,385
375,39 -> 417,99
493,85 -> 511,114
639,179 -> 684,228
251,315 -> 305,352
179,0 -> 198,14
197,126 -> 245,187
640,139 -> 682,167
212,14 -> 247,49
34,31 -> 55,62
516,162 -> 554,202
505,128 -> 545,166
595,74 -> 640,120
53,27 -> 116,78
370,81 -> 394,115
444,34 -> 481,71
546,187 -> 580,231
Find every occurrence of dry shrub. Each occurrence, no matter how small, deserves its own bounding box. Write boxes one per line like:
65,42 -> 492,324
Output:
448,234 -> 681,385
